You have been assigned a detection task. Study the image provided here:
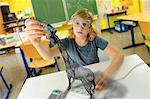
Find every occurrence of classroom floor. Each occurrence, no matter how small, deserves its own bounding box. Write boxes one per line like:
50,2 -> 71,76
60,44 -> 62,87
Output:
0,27 -> 149,99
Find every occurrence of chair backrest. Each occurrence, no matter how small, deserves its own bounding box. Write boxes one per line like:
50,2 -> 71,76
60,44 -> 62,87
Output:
139,21 -> 150,37
20,40 -> 55,68
20,40 -> 49,59
139,21 -> 150,56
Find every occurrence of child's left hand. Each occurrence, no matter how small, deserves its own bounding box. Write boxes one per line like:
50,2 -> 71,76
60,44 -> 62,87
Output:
95,73 -> 110,91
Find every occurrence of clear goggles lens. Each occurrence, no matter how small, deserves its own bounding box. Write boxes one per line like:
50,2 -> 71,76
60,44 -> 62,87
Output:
72,20 -> 91,29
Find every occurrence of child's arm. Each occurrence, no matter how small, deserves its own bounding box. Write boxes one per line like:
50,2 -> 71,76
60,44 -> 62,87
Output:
32,42 -> 60,60
25,20 -> 60,60
95,45 -> 124,91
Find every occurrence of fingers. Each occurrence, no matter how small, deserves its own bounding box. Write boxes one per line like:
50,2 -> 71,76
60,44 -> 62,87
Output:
25,24 -> 44,31
26,30 -> 45,39
95,79 -> 106,91
25,19 -> 45,42
26,29 -> 45,35
25,19 -> 40,26
27,31 -> 45,38
95,74 -> 108,91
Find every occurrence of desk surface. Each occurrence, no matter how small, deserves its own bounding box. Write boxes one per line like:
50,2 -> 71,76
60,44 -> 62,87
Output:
17,54 -> 150,99
106,10 -> 126,16
118,11 -> 150,22
0,32 -> 27,50
0,41 -> 22,50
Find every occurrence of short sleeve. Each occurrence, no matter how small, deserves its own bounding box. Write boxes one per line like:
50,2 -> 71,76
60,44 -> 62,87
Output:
94,36 -> 108,50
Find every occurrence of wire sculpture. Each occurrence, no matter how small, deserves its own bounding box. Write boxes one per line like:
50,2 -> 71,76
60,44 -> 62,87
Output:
25,19 -> 96,99
43,22 -> 95,99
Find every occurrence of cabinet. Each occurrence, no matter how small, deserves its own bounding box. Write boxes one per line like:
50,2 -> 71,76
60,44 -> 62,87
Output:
0,8 -> 6,34
0,5 -> 26,33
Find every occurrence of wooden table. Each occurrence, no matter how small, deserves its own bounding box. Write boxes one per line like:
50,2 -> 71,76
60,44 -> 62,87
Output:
118,11 -> 150,22
117,11 -> 150,49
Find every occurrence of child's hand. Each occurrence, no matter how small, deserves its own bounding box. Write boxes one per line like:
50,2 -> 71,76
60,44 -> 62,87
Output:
25,19 -> 45,44
95,73 -> 110,91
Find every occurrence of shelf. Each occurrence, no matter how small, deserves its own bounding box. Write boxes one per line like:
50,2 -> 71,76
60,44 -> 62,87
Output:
4,25 -> 25,30
3,18 -> 27,25
3,18 -> 27,32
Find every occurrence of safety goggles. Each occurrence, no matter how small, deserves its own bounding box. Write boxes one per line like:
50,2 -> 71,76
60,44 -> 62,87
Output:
72,19 -> 92,30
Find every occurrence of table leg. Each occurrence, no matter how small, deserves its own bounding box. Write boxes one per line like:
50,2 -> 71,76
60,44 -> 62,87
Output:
19,48 -> 32,78
0,67 -> 12,99
107,15 -> 113,34
123,26 -> 144,49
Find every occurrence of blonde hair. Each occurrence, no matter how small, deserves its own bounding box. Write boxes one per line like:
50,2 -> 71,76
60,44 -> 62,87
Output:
69,9 -> 97,41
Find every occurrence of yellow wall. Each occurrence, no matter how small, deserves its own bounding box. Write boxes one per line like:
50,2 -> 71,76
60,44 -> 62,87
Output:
1,0 -> 34,18
99,0 -> 142,30
0,0 -> 8,2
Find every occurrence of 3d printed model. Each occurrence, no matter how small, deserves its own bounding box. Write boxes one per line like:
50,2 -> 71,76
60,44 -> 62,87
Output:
43,22 -> 95,99
25,19 -> 96,99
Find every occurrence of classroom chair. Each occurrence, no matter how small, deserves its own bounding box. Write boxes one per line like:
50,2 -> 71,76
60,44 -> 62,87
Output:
20,40 -> 60,78
139,21 -> 150,66
0,64 -> 12,99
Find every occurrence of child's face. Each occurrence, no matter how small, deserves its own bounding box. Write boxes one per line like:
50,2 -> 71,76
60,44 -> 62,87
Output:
72,17 -> 91,39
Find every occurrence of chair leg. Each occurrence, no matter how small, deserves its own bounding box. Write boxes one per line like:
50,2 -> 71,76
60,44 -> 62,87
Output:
20,48 -> 32,78
0,67 -> 12,99
20,48 -> 38,78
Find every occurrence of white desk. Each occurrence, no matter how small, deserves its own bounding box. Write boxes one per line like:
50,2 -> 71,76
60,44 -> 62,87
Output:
17,54 -> 150,99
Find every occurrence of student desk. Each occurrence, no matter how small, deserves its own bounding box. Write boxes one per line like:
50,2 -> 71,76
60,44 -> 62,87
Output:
0,40 -> 35,78
0,64 -> 12,99
117,12 -> 150,49
0,40 -> 23,98
106,10 -> 127,34
118,12 -> 150,22
17,54 -> 150,99
0,41 -> 22,51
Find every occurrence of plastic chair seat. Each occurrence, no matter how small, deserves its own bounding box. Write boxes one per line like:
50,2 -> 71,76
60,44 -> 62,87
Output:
122,21 -> 136,26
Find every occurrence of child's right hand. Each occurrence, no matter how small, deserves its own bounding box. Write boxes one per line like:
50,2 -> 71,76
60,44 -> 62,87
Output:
25,19 -> 45,44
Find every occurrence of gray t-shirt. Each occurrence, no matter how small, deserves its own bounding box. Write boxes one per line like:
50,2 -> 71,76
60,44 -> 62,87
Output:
61,36 -> 108,66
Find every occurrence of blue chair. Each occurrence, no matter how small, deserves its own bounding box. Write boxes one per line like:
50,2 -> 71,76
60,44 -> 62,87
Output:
0,64 -> 12,99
